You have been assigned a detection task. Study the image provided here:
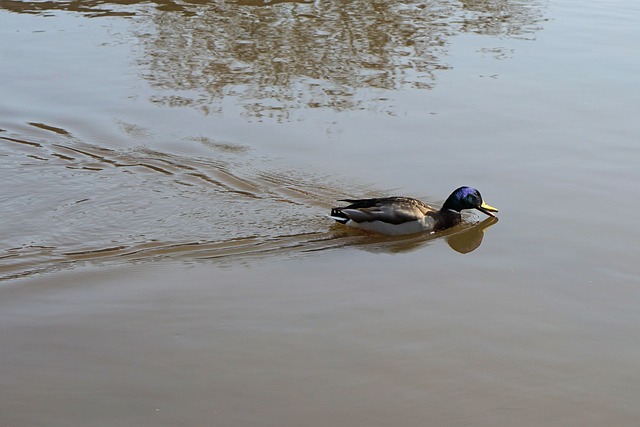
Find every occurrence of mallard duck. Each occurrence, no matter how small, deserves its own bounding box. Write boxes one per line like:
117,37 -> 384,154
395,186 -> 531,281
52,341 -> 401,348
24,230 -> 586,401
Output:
329,186 -> 498,236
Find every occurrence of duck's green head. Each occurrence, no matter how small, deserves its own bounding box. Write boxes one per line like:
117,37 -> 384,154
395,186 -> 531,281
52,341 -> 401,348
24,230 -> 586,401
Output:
442,186 -> 498,217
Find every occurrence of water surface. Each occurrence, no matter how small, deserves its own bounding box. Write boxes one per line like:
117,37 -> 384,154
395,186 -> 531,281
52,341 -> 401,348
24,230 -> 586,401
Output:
1,0 -> 640,425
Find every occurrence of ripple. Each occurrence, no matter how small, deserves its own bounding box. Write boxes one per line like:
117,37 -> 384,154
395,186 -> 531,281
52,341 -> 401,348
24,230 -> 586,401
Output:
0,121 -> 496,281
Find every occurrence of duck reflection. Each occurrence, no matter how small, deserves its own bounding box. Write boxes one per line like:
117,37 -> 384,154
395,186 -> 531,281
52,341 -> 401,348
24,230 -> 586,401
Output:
444,216 -> 498,254
333,216 -> 498,255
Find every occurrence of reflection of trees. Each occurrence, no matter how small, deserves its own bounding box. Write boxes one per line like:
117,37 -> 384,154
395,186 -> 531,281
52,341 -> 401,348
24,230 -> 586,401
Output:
458,0 -> 546,38
136,0 -> 544,119
137,0 -> 454,119
1,0 -> 546,118
0,0 -> 208,17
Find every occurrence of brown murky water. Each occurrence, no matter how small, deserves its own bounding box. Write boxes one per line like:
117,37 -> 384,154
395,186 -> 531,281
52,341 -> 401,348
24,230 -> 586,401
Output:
1,0 -> 640,425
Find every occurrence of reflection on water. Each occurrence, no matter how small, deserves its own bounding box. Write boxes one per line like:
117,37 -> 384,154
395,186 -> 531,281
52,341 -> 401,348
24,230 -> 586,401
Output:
0,0 -> 546,119
445,216 -> 497,254
330,216 -> 498,255
0,0 -> 210,17
459,0 -> 546,38
137,0 -> 545,118
0,121 -> 497,280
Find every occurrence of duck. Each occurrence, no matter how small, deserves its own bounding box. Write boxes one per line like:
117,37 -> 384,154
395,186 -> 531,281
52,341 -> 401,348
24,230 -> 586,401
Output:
329,186 -> 498,236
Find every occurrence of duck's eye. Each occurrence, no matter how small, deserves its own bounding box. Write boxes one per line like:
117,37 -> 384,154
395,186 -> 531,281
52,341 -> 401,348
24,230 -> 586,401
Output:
466,195 -> 480,205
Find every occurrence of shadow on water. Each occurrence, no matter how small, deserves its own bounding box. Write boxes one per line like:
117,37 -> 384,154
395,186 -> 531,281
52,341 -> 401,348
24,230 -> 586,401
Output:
0,122 -> 498,281
0,0 -> 546,119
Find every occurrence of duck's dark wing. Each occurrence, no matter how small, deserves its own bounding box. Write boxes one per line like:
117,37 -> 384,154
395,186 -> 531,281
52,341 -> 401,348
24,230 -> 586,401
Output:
332,197 -> 435,225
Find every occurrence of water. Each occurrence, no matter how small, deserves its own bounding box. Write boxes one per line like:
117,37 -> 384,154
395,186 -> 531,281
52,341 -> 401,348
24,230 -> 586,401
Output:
1,1 -> 639,425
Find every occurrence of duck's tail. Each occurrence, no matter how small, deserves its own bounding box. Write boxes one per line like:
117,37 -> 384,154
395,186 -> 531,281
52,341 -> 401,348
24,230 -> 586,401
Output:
327,208 -> 349,224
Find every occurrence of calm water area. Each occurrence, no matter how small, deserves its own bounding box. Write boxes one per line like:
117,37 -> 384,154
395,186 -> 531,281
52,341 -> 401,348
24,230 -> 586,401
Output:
1,0 -> 640,425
